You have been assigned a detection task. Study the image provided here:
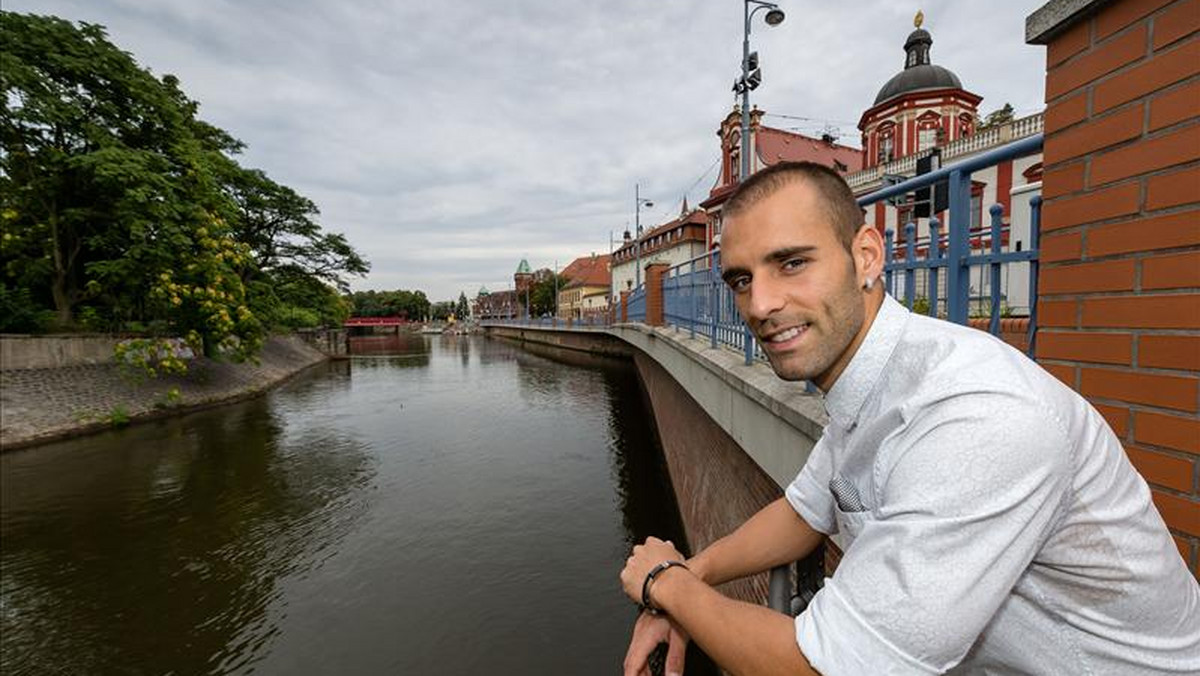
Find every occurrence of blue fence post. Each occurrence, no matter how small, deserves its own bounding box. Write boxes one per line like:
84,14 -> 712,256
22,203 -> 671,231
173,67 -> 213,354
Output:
904,222 -> 917,310
928,217 -> 941,318
1027,195 -> 1042,358
988,203 -> 1005,336
884,228 -> 895,296
743,318 -> 754,365
947,169 -> 971,324
690,259 -> 698,340
711,250 -> 720,349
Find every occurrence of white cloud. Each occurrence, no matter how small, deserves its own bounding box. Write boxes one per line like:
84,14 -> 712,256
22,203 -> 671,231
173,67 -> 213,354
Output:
10,0 -> 1047,300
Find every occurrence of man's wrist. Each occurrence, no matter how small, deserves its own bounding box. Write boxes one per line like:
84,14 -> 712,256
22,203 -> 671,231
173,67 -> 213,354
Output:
648,562 -> 696,612
686,553 -> 712,584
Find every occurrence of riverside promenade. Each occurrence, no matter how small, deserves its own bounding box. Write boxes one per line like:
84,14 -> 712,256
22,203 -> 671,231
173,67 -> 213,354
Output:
0,335 -> 329,450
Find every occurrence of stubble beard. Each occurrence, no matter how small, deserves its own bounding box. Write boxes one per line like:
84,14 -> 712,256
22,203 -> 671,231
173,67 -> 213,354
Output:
763,272 -> 865,383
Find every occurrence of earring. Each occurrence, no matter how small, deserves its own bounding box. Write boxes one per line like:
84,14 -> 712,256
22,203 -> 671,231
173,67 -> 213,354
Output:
863,277 -> 874,291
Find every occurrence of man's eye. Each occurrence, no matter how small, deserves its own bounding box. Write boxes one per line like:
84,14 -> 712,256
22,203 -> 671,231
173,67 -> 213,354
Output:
782,258 -> 808,272
728,276 -> 750,292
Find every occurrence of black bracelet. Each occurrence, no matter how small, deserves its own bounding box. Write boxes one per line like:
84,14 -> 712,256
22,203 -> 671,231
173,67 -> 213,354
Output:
640,559 -> 689,614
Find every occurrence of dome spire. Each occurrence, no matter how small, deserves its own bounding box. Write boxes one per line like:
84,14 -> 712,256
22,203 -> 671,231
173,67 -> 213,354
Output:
903,14 -> 933,70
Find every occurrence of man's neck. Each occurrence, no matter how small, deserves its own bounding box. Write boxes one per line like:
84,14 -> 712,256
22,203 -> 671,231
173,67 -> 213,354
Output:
814,289 -> 885,393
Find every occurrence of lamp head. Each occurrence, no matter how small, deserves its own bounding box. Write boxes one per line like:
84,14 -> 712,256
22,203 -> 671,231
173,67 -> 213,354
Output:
765,8 -> 785,25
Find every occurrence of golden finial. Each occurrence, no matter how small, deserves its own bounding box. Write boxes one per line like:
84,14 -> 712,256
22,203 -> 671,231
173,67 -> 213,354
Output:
914,10 -> 924,28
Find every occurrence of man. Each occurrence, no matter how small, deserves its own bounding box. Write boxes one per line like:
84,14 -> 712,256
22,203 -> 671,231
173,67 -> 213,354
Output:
619,161 -> 1200,675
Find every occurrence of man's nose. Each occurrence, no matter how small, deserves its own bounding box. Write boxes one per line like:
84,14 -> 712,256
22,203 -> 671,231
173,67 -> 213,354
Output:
745,275 -> 786,322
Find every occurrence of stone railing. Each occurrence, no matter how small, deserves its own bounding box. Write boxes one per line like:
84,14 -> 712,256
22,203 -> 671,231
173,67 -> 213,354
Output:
845,112 -> 1044,192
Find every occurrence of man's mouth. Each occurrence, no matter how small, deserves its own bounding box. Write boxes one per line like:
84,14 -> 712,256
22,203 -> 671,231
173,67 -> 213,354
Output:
762,323 -> 810,345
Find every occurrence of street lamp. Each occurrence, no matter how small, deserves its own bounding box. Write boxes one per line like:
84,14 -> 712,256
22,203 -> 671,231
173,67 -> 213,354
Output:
733,0 -> 785,181
633,183 -> 654,289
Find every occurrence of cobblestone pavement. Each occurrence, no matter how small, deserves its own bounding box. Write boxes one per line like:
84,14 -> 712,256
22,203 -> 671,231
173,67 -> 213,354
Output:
0,336 -> 327,450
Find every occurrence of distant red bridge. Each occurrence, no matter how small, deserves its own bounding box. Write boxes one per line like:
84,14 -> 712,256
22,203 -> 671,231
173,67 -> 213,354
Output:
344,316 -> 410,327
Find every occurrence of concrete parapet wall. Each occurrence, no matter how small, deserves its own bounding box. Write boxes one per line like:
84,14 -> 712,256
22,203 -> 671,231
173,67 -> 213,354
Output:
1,335 -> 328,450
1,334 -> 124,370
296,328 -> 349,357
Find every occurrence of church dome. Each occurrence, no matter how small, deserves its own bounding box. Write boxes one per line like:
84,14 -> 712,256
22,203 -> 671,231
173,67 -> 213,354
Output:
873,18 -> 963,106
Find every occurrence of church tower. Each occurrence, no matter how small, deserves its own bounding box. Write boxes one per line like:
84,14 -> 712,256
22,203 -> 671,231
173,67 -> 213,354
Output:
857,12 -> 982,168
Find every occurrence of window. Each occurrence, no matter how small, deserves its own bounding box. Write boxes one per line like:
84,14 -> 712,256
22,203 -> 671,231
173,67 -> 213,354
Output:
879,134 -> 894,163
970,182 -> 986,230
918,127 -> 937,151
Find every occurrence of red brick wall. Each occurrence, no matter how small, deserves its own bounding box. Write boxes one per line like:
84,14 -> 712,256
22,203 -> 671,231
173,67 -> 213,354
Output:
633,351 -> 782,605
968,318 -> 1032,353
645,263 -> 669,327
1035,0 -> 1199,574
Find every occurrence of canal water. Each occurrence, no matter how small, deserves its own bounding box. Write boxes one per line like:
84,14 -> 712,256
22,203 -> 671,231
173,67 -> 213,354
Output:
0,334 -> 714,675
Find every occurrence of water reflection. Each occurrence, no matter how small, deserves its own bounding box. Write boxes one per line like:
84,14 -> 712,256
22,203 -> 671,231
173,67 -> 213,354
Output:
0,386 -> 373,676
0,335 -> 708,675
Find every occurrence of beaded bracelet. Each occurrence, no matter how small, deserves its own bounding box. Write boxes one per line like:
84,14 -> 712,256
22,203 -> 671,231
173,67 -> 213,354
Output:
640,559 -> 689,614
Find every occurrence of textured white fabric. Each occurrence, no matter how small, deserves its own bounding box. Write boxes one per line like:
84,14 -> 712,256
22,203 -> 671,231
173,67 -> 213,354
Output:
786,294 -> 1200,675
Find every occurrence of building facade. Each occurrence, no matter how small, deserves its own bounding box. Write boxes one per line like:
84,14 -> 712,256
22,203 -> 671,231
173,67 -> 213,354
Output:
558,254 -> 612,319
611,205 -> 708,298
844,15 -> 1045,316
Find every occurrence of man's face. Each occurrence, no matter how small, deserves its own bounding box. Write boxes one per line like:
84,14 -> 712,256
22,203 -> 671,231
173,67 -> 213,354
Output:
720,180 -> 865,388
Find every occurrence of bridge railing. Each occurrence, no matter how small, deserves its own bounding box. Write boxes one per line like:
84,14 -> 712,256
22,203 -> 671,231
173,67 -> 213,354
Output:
481,134 -> 1045,618
859,133 -> 1043,357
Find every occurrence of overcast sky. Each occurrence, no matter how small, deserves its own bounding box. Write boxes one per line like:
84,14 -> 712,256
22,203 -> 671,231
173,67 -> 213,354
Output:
11,0 -> 1048,301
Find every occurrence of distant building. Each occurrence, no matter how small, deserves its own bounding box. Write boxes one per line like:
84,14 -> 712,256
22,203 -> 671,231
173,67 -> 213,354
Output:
844,13 -> 1044,315
701,108 -> 864,250
557,253 -> 612,319
611,202 -> 709,297
473,259 -> 537,319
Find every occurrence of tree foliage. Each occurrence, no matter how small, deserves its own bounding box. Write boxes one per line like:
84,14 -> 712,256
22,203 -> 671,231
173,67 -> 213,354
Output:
977,103 -> 1015,131
0,13 -> 367,355
347,289 -> 430,321
528,273 -> 567,317
456,292 -> 469,320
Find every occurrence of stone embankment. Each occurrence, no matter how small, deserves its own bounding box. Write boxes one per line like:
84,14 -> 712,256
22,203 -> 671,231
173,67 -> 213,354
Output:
0,335 -> 330,451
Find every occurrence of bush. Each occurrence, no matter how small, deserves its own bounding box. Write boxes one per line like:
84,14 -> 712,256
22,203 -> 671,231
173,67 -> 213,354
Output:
0,286 -> 52,333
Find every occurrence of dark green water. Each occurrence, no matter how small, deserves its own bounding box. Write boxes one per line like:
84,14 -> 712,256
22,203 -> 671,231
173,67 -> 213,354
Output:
1,334 -> 710,675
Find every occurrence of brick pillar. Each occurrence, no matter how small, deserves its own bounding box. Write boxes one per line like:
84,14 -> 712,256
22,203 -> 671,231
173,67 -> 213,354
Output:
1028,0 -> 1200,574
645,263 -> 669,326
620,290 -> 630,323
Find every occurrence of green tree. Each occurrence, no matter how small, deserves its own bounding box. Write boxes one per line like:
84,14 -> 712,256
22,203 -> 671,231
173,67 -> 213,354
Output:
977,103 -> 1015,131
219,163 -> 368,291
0,13 -> 259,356
528,273 -> 566,317
1,13 -> 366,356
456,292 -> 469,319
347,289 -> 429,321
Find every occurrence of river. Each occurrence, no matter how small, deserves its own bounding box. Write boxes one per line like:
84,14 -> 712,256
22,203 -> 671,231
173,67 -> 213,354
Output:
0,334 -> 714,675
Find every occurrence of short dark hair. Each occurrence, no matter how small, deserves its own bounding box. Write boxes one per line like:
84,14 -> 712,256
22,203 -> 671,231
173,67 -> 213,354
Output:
723,161 -> 865,252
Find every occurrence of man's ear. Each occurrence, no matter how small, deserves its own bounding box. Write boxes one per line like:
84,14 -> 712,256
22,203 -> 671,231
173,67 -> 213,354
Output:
853,224 -> 885,288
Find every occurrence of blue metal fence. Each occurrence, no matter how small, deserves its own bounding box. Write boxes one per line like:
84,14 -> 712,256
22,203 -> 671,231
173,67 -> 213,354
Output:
627,287 -> 647,322
860,134 -> 1043,356
485,133 -> 1044,362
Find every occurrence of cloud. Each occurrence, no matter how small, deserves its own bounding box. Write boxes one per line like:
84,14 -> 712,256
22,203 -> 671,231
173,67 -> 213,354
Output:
10,0 -> 1048,300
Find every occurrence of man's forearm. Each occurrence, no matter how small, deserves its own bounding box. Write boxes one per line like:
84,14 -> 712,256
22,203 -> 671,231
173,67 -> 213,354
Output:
652,566 -> 818,676
689,497 -> 824,586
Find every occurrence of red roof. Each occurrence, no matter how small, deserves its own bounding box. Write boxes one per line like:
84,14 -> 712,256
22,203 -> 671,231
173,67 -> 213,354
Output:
562,254 -> 611,289
613,209 -> 707,257
755,127 -> 863,172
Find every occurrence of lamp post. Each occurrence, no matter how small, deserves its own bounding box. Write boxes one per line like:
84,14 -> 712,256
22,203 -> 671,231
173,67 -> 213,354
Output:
735,0 -> 785,181
634,183 -> 654,289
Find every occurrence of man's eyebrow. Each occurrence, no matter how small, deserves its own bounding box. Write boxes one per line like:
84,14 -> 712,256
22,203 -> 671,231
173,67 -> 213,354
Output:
764,245 -> 817,263
721,246 -> 818,284
721,266 -> 747,285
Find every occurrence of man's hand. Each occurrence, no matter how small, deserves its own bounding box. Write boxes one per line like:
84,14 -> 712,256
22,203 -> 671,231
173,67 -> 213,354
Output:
620,536 -> 687,605
623,611 -> 689,676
